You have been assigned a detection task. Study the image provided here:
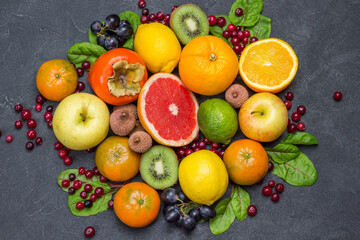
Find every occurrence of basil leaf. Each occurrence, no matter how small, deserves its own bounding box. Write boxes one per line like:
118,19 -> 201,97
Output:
119,11 -> 141,32
231,185 -> 250,221
88,21 -> 104,45
122,38 -> 134,50
209,198 -> 235,235
229,0 -> 263,27
67,42 -> 107,68
57,169 -> 100,192
281,132 -> 318,145
271,152 -> 318,186
210,14 -> 232,42
266,144 -> 300,164
67,181 -> 113,216
246,15 -> 271,40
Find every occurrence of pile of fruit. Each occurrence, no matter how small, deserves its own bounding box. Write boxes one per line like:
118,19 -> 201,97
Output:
0,0 -> 344,238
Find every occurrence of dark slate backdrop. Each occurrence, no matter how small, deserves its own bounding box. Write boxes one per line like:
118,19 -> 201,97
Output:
1,0 -> 360,239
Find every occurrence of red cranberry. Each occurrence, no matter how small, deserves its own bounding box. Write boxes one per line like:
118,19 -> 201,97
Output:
297,105 -> 306,115
84,184 -> 93,192
138,0 -> 146,8
217,17 -> 226,27
204,137 -> 211,145
47,121 -> 53,128
63,156 -> 72,165
54,141 -> 64,149
275,183 -> 285,193
210,148 -> 218,154
62,180 -> 70,188
194,134 -> 201,142
249,37 -> 258,43
35,94 -> 45,104
193,147 -> 201,152
6,135 -> 13,143
45,106 -> 53,112
82,61 -> 91,69
239,43 -> 245,50
190,141 -> 197,150
21,109 -> 31,120
237,31 -> 244,39
257,179 -> 264,185
68,187 -> 75,194
227,24 -> 235,31
27,130 -> 36,139
70,63 -> 76,68
78,167 -> 85,175
140,15 -> 149,23
73,180 -> 82,189
297,122 -> 306,131
231,31 -> 238,38
44,112 -> 53,121
268,180 -> 275,188
235,26 -> 242,32
247,205 -> 257,216
14,103 -> 23,112
243,30 -> 250,38
142,8 -> 149,16
181,145 -> 189,150
149,13 -> 156,21
271,193 -> 280,202
262,186 -> 272,196
94,187 -> 104,197
231,37 -> 240,46
268,162 -> 274,171
80,191 -> 87,199
291,112 -> 301,122
333,91 -> 342,101
288,123 -> 297,133
85,170 -> 94,179
76,67 -> 84,77
284,100 -> 292,110
233,45 -> 241,53
156,11 -> 164,20
160,20 -> 167,25
35,104 -> 42,111
76,202 -> 84,210
58,149 -> 68,158
235,8 -> 243,16
171,5 -> 178,12
185,148 -> 193,156
242,37 -> 249,44
218,149 -> 225,158
25,141 -> 34,150
65,147 -> 72,152
35,137 -> 43,145
99,175 -> 108,183
208,15 -> 217,26
211,142 -> 220,149
68,173 -> 76,181
90,194 -> 97,202
164,14 -> 171,22
108,199 -> 114,209
84,226 -> 95,238
222,30 -> 231,39
198,141 -> 206,149
86,147 -> 95,153
74,89 -> 81,93
27,119 -> 37,128
15,120 -> 23,129
176,148 -> 185,158
93,167 -> 100,175
285,91 -> 294,100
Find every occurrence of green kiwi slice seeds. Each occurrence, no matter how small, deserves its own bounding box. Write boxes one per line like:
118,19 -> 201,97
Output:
140,145 -> 178,190
170,4 -> 209,44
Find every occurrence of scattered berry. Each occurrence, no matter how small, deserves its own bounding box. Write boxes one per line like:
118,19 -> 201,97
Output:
333,91 -> 342,101
90,194 -> 97,202
21,109 -> 31,120
235,8 -> 243,16
156,11 -> 164,20
257,179 -> 264,185
231,31 -> 238,38
26,142 -> 34,151
14,103 -> 23,112
193,147 -> 201,152
142,8 -> 149,16
84,200 -> 93,208
62,180 -> 70,188
68,187 -> 75,194
76,67 -> 84,77
262,186 -> 272,196
268,180 -> 275,188
76,202 -> 84,210
6,135 -> 13,143
243,30 -> 250,38
227,24 -> 235,31
297,122 -> 306,131
86,147 -> 95,153
78,167 -> 85,175
297,105 -> 306,115
247,205 -> 257,216
69,173 -> 76,181
176,148 -> 185,158
54,141 -> 64,149
47,121 -> 53,128
93,167 -> 100,175
185,148 -> 193,156
275,183 -> 285,193
82,61 -> 91,69
217,17 -> 226,27
231,37 -> 240,46
288,123 -> 297,133
58,149 -> 68,158
108,199 -> 114,209
242,37 -> 249,44
27,130 -> 37,139
85,170 -> 94,179
73,180 -> 82,190
80,191 -> 87,199
149,14 -> 156,21
15,120 -> 23,129
208,15 -> 217,26
284,100 -> 292,110
237,31 -> 244,39
138,0 -> 146,8
27,119 -> 37,128
249,37 -> 258,43
35,103 -> 42,111
140,15 -> 149,24
99,175 -> 108,183
218,149 -> 225,158
291,112 -> 301,122
84,226 -> 95,238
35,137 -> 43,145
271,193 -> 280,202
198,141 -> 206,149
222,30 -> 231,39
94,187 -> 104,197
204,137 -> 211,145
171,5 -> 178,12
44,112 -> 53,121
268,162 -> 274,171
189,141 -> 197,150
35,94 -> 45,104
233,45 -> 241,53
210,148 -> 218,154
285,91 -> 294,100
63,156 -> 72,165
84,184 -> 93,192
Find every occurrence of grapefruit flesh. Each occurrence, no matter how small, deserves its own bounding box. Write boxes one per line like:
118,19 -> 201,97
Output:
138,73 -> 199,147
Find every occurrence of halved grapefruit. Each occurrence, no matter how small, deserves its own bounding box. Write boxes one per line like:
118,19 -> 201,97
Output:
138,73 -> 199,147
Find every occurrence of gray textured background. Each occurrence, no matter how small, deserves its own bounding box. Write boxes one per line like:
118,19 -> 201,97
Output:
1,0 -> 360,239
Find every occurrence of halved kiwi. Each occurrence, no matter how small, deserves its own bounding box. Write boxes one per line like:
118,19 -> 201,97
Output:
140,145 -> 178,190
170,4 -> 209,44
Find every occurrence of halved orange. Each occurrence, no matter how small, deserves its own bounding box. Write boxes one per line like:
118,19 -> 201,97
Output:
239,38 -> 298,93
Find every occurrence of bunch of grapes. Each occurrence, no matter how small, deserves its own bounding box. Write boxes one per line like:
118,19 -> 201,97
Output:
161,188 -> 216,231
90,14 -> 133,50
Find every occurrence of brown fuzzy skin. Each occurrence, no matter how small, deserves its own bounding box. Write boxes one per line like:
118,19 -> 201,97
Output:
128,131 -> 152,153
113,104 -> 138,119
129,120 -> 146,136
225,84 -> 249,108
110,109 -> 136,136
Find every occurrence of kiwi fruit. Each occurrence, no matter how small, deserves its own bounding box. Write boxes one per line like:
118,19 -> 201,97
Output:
140,145 -> 178,190
170,4 -> 209,44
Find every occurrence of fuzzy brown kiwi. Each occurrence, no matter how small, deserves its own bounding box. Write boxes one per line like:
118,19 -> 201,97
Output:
128,131 -> 152,153
225,84 -> 249,108
110,109 -> 136,136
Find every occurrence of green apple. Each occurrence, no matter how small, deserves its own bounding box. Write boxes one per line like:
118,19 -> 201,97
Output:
239,92 -> 288,142
53,93 -> 110,150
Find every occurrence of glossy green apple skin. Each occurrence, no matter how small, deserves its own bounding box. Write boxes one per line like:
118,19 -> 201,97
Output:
239,92 -> 288,142
53,93 -> 110,150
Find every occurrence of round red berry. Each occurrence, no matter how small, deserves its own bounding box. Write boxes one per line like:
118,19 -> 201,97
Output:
85,170 -> 94,179
58,149 -> 68,158
249,37 -> 258,43
285,91 -> 294,100
90,194 -> 97,202
21,109 -> 31,120
138,0 -> 146,8
27,130 -> 37,139
26,142 -> 34,151
333,91 -> 342,101
268,180 -> 275,188
217,17 -> 226,27
84,184 -> 93,192
14,103 -> 23,112
297,122 -> 306,131
63,156 -> 72,165
80,191 -> 87,199
156,11 -> 164,20
227,24 -> 235,31
35,137 -> 43,145
243,30 -> 250,38
15,120 -> 23,129
149,14 -> 156,21
208,15 -> 217,26
78,167 -> 85,175
231,37 -> 240,46
271,193 -> 280,202
235,8 -> 243,16
288,123 -> 297,133
76,67 -> 84,77
247,205 -> 257,216
237,31 -> 244,39
77,82 -> 85,91
73,180 -> 82,189
99,175 -> 108,183
84,226 -> 95,238
108,199 -> 114,209
35,103 -> 42,111
262,186 -> 272,196
284,100 -> 292,110
76,202 -> 84,210
275,183 -> 285,193
62,180 -> 70,188
27,119 -> 37,128
44,112 -> 53,121
35,95 -> 45,104
171,5 -> 178,12
222,30 -> 231,39
268,162 -> 274,171
140,15 -> 149,23
94,187 -> 104,197
233,45 -> 241,53
291,112 -> 301,122
54,141 -> 63,149
6,135 -> 13,143
242,37 -> 249,44
82,61 -> 91,69
297,105 -> 306,115
210,148 -> 218,154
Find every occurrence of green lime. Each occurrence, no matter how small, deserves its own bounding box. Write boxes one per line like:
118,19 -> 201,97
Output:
197,98 -> 238,144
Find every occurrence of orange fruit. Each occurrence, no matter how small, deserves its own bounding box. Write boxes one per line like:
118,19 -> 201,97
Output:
95,136 -> 140,182
138,73 -> 199,147
114,182 -> 160,228
179,35 -> 239,95
239,38 -> 298,93
36,59 -> 78,101
223,139 -> 268,185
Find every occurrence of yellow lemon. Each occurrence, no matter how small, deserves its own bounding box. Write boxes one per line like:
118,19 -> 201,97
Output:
179,150 -> 229,205
134,23 -> 181,73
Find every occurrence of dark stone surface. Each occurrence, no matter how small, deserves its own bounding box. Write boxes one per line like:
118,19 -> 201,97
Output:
0,0 -> 360,239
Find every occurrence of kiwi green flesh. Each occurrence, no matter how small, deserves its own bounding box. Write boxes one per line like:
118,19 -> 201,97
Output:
140,146 -> 178,190
171,4 -> 209,44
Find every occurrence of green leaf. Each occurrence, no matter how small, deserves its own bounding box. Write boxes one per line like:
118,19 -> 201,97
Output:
57,169 -> 101,192
122,38 -> 134,50
209,198 -> 235,235
246,15 -> 271,40
229,0 -> 263,27
271,152 -> 318,186
119,11 -> 141,33
88,20 -> 104,45
281,132 -> 318,145
210,14 -> 232,42
266,144 -> 300,164
230,186 -> 250,221
67,42 -> 107,68
67,181 -> 113,216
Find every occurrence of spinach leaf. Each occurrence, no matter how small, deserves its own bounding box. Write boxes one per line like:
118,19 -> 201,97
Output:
119,11 -> 141,33
271,152 -> 318,186
210,14 -> 232,42
229,0 -> 263,27
88,21 -> 104,45
266,144 -> 300,164
67,42 -> 106,68
57,169 -> 100,192
246,15 -> 271,40
67,181 -> 113,216
209,198 -> 235,235
231,185 -> 250,221
281,132 -> 318,145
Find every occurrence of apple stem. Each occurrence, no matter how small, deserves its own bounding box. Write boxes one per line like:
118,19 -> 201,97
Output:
251,111 -> 264,116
